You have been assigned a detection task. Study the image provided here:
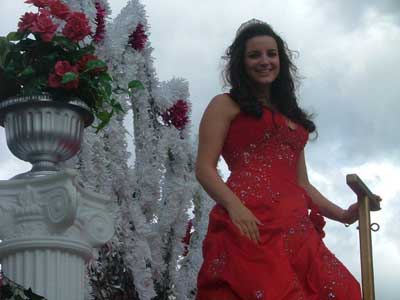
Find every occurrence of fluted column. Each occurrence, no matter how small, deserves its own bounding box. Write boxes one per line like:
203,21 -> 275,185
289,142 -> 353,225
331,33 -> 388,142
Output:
0,169 -> 115,300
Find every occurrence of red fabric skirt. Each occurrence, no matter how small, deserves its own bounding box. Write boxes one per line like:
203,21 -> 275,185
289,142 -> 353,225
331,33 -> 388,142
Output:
196,205 -> 361,300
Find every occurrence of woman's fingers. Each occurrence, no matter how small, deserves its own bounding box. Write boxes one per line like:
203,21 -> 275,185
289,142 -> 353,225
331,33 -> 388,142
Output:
255,217 -> 264,226
235,220 -> 260,244
233,221 -> 245,236
248,222 -> 260,243
242,225 -> 254,241
229,204 -> 262,244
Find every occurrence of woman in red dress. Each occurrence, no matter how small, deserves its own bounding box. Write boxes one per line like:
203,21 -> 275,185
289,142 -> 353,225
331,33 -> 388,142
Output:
195,19 -> 362,300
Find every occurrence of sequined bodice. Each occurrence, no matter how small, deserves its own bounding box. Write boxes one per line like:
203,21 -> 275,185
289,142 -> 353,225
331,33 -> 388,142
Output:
222,108 -> 309,214
223,108 -> 308,177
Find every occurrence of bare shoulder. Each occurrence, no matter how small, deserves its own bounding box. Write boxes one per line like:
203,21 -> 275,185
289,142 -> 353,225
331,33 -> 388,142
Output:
203,93 -> 241,121
197,94 -> 240,166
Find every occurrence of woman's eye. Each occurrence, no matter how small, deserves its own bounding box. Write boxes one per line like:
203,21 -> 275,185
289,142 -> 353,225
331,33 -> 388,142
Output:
248,53 -> 260,58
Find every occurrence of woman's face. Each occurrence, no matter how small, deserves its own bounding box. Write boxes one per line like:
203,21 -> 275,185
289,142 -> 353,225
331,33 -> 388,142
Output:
244,35 -> 280,88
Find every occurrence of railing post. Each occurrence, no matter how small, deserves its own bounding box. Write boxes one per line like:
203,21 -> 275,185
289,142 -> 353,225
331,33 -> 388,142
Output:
346,174 -> 381,300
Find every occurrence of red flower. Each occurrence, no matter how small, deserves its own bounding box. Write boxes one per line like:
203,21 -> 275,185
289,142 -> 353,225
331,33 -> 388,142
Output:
18,12 -> 38,32
128,23 -> 147,51
182,219 -> 193,257
162,99 -> 190,131
48,0 -> 70,20
54,60 -> 76,76
25,0 -> 50,8
48,60 -> 79,89
62,12 -> 91,42
48,73 -> 61,88
93,1 -> 106,43
30,10 -> 58,42
77,54 -> 106,74
77,54 -> 97,71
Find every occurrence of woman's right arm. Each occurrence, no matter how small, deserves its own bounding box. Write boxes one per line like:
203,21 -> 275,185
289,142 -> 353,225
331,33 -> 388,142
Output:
195,94 -> 262,244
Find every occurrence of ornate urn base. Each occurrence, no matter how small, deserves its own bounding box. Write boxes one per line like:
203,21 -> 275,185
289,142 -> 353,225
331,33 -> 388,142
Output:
0,94 -> 94,179
0,169 -> 114,300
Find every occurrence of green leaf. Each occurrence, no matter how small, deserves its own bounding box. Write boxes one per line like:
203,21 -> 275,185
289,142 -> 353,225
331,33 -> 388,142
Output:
98,72 -> 112,82
112,102 -> 124,113
52,36 -> 76,51
128,80 -> 144,90
61,72 -> 77,84
1,284 -> 14,298
85,59 -> 107,72
6,31 -> 23,42
94,110 -> 113,132
103,81 -> 112,97
17,38 -> 37,49
20,66 -> 35,77
0,37 -> 11,68
22,76 -> 46,95
98,111 -> 111,121
24,287 -> 46,299
113,86 -> 126,94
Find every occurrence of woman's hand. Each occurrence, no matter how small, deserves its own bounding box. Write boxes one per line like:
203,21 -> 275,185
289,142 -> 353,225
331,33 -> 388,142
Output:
341,202 -> 359,225
341,194 -> 382,225
226,201 -> 263,244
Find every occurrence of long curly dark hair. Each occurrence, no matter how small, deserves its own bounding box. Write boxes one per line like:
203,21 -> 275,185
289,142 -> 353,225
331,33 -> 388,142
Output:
223,21 -> 316,133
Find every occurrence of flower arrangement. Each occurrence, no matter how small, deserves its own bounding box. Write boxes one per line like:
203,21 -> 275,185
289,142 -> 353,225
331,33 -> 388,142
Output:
0,0 -> 140,130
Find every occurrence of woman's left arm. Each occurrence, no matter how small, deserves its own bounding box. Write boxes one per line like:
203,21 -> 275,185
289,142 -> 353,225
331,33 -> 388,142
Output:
297,150 -> 359,224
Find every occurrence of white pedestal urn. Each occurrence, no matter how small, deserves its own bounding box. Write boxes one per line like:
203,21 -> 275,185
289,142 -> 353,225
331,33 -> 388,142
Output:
0,94 -> 94,179
0,169 -> 115,300
0,95 -> 114,300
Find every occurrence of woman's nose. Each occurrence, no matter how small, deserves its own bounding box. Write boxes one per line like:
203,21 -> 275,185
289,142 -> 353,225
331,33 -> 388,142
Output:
260,54 -> 269,64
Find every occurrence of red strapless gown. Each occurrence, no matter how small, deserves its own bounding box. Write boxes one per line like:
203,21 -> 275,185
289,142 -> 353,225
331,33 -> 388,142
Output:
196,108 -> 361,300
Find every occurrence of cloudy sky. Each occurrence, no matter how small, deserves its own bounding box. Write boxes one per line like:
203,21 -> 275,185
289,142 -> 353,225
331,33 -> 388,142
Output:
1,0 -> 399,298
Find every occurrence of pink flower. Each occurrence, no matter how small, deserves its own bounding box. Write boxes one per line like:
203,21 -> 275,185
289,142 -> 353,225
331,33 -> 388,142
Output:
30,10 -> 58,42
48,60 -> 79,90
18,12 -> 38,32
93,1 -> 106,43
162,99 -> 190,131
128,23 -> 147,51
25,0 -> 50,8
62,12 -> 91,42
48,0 -> 70,20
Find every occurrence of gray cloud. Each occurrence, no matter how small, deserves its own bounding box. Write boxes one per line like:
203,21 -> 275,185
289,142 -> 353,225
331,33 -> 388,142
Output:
0,130 -> 30,179
318,0 -> 400,28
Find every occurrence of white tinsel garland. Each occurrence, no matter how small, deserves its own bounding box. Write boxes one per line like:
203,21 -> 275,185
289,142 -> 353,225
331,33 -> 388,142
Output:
175,183 -> 214,300
105,0 -> 165,297
61,1 -> 202,299
154,78 -> 198,298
